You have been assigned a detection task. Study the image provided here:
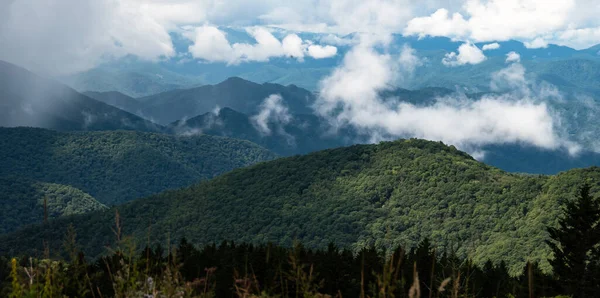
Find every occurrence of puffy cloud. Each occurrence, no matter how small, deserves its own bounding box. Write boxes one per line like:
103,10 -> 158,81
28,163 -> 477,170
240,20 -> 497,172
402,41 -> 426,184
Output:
187,25 -> 337,63
554,27 -> 600,49
403,0 -> 600,49
252,94 -> 293,135
405,0 -> 575,42
524,37 -> 548,49
307,45 -> 338,58
482,43 -> 500,51
186,25 -> 234,62
404,8 -> 469,39
505,51 -> 521,63
442,43 -> 486,66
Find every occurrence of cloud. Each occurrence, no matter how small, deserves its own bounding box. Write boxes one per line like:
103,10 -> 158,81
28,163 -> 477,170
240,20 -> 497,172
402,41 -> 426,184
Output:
252,94 -> 293,135
482,43 -> 500,51
398,45 -> 422,78
0,0 -> 182,75
505,51 -> 521,63
404,1 -> 575,42
315,34 -> 576,157
524,37 -> 548,49
442,43 -> 486,66
307,45 -> 338,59
187,26 -> 337,63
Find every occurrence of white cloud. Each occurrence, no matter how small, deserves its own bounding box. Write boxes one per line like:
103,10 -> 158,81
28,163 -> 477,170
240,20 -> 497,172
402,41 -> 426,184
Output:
442,43 -> 486,66
482,43 -> 500,51
186,25 -> 234,63
524,37 -> 548,49
252,94 -> 293,135
491,63 -> 527,92
554,27 -> 600,49
315,35 -> 576,156
0,0 -> 177,74
505,51 -> 521,63
403,0 -> 600,49
307,45 -> 338,58
404,8 -> 469,39
398,45 -> 422,76
187,25 -> 337,63
405,1 -> 575,42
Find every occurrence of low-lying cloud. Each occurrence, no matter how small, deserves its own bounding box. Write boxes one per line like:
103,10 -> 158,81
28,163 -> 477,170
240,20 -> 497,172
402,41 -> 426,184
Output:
252,94 -> 293,136
442,42 -> 486,66
315,36 -> 578,158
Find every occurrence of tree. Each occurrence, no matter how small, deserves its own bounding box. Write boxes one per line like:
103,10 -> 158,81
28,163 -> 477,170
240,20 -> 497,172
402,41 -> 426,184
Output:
546,184 -> 600,297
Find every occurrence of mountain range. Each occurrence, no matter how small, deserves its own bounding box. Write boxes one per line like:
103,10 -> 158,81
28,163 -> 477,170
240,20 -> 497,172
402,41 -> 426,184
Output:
0,60 -> 163,133
59,31 -> 600,97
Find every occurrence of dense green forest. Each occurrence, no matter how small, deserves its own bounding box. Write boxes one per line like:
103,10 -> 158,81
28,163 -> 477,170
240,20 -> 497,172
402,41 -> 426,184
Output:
0,176 -> 106,234
2,185 -> 599,298
0,127 -> 276,205
2,138 -> 599,276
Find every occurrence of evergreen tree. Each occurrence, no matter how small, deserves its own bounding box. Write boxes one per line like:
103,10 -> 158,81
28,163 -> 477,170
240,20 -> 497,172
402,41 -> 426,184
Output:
546,184 -> 600,297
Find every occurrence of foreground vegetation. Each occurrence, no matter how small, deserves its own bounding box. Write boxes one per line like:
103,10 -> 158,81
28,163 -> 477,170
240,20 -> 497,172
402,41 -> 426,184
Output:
2,183 -> 599,297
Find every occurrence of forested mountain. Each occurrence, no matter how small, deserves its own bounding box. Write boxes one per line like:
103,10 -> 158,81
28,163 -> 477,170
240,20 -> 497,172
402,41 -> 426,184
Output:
0,127 -> 276,205
0,176 -> 106,234
169,107 -> 355,156
82,91 -> 144,115
3,139 -> 598,274
136,77 -> 315,124
0,60 -> 164,132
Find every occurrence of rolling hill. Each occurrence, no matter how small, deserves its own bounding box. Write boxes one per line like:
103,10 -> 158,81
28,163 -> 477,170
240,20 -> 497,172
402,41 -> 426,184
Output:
0,127 -> 277,205
0,60 -> 164,132
2,138 -> 599,274
0,176 -> 106,234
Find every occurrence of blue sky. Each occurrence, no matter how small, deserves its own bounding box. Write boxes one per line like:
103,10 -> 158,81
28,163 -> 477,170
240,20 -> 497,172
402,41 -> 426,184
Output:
2,0 -> 600,74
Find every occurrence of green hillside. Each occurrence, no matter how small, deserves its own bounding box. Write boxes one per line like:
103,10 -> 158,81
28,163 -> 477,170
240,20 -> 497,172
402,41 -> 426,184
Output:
2,139 -> 598,274
0,176 -> 106,234
0,127 -> 277,205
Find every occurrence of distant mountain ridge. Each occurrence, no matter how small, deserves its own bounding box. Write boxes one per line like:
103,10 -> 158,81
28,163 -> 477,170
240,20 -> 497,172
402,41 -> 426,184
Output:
61,33 -> 600,96
0,60 -> 164,132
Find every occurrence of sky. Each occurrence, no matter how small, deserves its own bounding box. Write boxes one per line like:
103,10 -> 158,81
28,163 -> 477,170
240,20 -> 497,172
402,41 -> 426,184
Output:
1,0 -> 599,157
2,0 -> 600,74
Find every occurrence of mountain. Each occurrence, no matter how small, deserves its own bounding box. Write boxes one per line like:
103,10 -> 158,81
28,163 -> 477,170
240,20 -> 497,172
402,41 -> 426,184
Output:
60,31 -> 600,95
0,127 -> 277,205
137,77 -> 316,124
0,60 -> 163,132
83,91 -> 144,114
0,176 -> 106,234
3,139 -> 599,274
169,107 -> 353,156
60,59 -> 205,98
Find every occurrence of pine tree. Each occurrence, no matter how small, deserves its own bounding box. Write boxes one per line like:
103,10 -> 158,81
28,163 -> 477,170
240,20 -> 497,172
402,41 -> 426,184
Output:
546,184 -> 600,297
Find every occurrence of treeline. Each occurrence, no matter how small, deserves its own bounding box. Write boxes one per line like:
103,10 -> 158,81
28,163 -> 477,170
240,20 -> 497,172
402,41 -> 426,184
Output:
0,239 -> 559,298
1,184 -> 599,297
